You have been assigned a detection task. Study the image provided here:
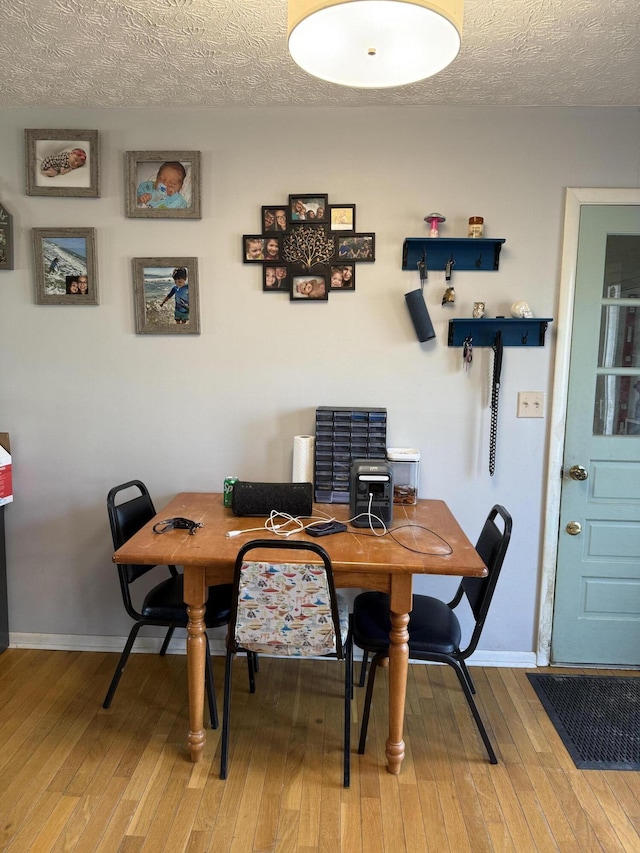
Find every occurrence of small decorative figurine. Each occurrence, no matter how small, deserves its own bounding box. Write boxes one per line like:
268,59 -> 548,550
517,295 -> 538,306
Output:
441,286 -> 455,305
473,301 -> 486,318
424,212 -> 446,237
511,300 -> 533,318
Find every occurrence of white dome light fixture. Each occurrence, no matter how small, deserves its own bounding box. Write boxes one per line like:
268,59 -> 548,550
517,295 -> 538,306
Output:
288,0 -> 463,89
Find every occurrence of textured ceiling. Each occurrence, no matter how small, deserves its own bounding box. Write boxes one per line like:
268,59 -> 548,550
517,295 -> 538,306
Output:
1,0 -> 639,108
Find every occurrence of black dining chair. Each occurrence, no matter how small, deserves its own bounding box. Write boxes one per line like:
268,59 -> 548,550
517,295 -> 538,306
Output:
352,504 -> 512,764
104,479 -> 235,727
219,539 -> 353,787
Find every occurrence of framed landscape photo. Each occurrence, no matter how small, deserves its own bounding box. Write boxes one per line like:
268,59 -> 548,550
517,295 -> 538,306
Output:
336,233 -> 375,261
289,194 -> 328,224
32,228 -> 98,305
126,151 -> 201,219
25,129 -> 100,198
133,257 -> 200,335
290,273 -> 328,301
329,204 -> 356,233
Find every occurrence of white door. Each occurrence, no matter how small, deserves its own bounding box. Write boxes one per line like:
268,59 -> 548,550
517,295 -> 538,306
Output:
551,203 -> 640,665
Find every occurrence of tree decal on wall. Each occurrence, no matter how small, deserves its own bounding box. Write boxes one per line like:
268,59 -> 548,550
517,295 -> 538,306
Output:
242,193 -> 375,301
283,224 -> 335,270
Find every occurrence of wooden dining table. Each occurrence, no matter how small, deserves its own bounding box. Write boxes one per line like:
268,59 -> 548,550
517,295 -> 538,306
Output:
112,492 -> 487,774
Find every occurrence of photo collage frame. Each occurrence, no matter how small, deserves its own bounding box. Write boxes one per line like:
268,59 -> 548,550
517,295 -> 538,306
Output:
243,193 -> 375,301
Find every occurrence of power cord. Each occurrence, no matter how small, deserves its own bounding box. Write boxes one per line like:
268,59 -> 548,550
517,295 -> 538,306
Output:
225,505 -> 453,556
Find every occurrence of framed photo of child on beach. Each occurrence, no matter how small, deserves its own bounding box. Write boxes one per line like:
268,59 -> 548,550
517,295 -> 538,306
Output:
25,129 -> 100,198
126,151 -> 201,219
32,227 -> 98,305
132,257 -> 200,335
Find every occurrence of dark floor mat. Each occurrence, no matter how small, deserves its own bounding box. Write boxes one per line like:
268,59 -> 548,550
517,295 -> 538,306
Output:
527,673 -> 640,770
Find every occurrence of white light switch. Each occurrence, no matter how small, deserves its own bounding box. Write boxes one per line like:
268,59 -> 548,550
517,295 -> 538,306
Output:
517,391 -> 544,418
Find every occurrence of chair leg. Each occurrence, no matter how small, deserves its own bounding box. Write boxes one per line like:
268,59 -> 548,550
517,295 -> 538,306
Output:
219,650 -> 235,779
103,622 -> 144,709
159,625 -> 176,656
247,650 -> 256,694
358,650 -> 369,687
343,633 -> 353,788
450,661 -> 497,764
252,652 -> 260,673
458,657 -> 476,694
358,651 -> 382,754
204,634 -> 218,729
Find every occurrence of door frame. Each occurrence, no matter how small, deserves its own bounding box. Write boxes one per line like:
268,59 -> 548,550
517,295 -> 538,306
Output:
537,187 -> 640,666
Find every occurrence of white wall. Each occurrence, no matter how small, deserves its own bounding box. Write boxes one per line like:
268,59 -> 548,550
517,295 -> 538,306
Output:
1,105 -> 639,659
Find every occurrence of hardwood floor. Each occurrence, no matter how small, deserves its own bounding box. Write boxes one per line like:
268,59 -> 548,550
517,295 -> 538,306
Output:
0,648 -> 638,852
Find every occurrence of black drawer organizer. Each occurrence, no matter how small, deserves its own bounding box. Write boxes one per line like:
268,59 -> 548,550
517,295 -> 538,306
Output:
314,406 -> 387,504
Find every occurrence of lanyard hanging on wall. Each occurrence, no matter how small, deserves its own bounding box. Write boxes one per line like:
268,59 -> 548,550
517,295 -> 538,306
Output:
489,331 -> 503,476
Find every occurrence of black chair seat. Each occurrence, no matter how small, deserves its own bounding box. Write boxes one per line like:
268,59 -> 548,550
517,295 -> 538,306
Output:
104,479 -> 252,729
142,576 -> 233,626
353,504 -> 512,765
352,591 -> 462,658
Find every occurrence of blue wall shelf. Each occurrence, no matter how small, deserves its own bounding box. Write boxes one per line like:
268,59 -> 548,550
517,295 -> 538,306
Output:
402,237 -> 506,272
448,318 -> 553,347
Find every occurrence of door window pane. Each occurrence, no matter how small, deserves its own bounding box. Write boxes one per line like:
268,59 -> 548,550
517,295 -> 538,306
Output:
602,235 -> 640,298
593,375 -> 640,435
597,305 -> 640,368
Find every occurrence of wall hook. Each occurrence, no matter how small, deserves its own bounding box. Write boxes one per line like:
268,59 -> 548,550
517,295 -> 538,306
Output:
475,253 -> 483,268
445,256 -> 455,281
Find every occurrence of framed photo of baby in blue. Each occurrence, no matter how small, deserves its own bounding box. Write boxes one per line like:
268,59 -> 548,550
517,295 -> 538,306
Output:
126,151 -> 201,219
25,129 -> 100,198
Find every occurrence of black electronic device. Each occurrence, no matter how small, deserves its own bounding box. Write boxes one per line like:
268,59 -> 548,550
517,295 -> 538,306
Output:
349,459 -> 393,528
306,520 -> 347,537
232,481 -> 313,517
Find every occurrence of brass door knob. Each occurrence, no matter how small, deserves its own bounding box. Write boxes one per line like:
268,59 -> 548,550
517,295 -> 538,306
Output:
569,465 -> 588,481
566,521 -> 582,535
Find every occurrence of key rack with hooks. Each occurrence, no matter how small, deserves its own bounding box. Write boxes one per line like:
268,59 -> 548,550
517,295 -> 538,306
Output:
448,317 -> 553,347
402,237 -> 506,272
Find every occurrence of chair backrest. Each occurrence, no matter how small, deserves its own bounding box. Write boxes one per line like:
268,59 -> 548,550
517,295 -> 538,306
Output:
228,539 -> 344,659
107,480 -> 161,586
458,504 -> 512,656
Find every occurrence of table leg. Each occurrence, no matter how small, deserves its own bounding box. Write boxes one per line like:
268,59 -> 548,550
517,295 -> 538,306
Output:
386,574 -> 412,774
184,566 -> 207,763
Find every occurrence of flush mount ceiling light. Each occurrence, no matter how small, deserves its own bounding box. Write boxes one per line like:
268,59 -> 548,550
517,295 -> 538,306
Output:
288,0 -> 463,89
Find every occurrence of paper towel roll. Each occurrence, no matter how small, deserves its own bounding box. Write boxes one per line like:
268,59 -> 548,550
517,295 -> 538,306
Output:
292,435 -> 315,483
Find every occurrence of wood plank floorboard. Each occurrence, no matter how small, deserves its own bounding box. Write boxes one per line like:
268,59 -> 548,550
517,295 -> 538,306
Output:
0,649 -> 638,852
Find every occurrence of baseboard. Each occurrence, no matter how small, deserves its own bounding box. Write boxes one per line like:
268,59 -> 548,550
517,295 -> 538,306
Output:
8,632 -> 537,668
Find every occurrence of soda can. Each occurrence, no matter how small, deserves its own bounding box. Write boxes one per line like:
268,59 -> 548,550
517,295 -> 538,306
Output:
223,477 -> 238,508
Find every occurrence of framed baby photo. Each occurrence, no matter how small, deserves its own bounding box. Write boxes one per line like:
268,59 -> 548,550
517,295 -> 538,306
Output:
288,194 -> 328,224
335,233 -> 375,262
263,264 -> 289,292
329,204 -> 356,233
125,151 -> 201,219
132,257 -> 200,335
32,227 -> 98,305
25,129 -> 100,198
262,206 -> 289,233
329,264 -> 356,291
290,273 -> 328,302
0,202 -> 14,271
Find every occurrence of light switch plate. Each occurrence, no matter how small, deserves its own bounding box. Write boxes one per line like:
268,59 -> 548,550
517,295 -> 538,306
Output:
517,391 -> 544,418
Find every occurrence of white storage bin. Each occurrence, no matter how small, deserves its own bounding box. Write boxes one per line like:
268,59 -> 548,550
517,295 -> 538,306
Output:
386,448 -> 420,505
